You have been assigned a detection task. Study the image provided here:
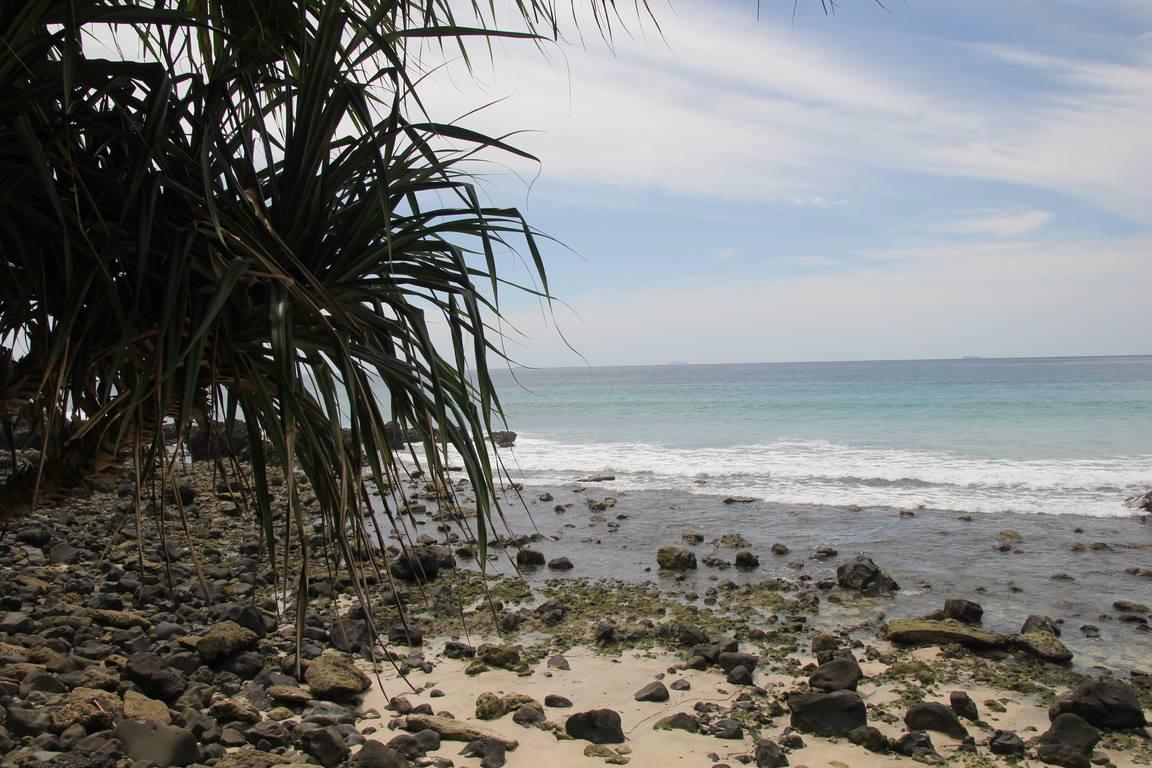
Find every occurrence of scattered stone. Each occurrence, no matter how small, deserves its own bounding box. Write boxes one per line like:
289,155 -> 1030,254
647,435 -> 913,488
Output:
943,598 -> 983,624
123,652 -> 187,702
904,702 -> 968,739
545,694 -> 573,708
734,551 -> 760,570
788,690 -> 867,736
116,719 -> 202,767
197,620 -> 259,662
1049,680 -> 1147,730
403,715 -> 518,750
1023,614 -> 1062,637
634,681 -> 670,702
949,691 -> 979,721
654,713 -> 700,733
566,709 -> 626,744
460,738 -> 507,768
353,741 -> 411,768
123,690 -> 171,725
476,643 -> 521,670
770,543 -> 790,556
836,555 -> 899,594
548,557 -> 574,570
885,619 -> 1007,649
893,731 -> 939,760
1014,632 -> 1074,664
298,724 -> 352,767
989,729 -> 1026,755
723,496 -> 759,504
670,679 -> 691,691
305,652 -> 371,701
515,549 -> 545,567
547,654 -> 570,671
656,545 -> 697,571
848,725 -> 888,753
753,739 -> 789,767
809,657 -> 862,692
1036,713 -> 1099,767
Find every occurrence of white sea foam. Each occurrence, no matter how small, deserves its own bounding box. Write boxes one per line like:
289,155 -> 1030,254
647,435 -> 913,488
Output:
497,435 -> 1152,518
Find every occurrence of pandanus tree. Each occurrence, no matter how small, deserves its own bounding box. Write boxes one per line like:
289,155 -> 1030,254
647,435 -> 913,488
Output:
0,0 -> 654,666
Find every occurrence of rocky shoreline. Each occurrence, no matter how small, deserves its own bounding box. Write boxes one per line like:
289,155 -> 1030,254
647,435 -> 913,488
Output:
1,459 -> 1150,768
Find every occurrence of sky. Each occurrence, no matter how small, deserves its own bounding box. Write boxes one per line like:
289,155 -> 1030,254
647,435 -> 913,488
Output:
428,0 -> 1152,367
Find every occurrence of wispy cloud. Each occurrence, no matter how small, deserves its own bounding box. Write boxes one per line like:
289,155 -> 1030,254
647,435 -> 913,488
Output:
932,209 -> 1054,238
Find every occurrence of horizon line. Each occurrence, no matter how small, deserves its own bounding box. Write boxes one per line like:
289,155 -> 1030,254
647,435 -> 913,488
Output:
489,352 -> 1152,373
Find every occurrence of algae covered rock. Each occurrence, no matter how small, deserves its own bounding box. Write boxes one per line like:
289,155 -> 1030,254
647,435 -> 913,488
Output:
1013,632 -> 1074,664
656,545 -> 697,571
476,643 -> 521,670
305,652 -> 371,701
197,620 -> 259,662
885,618 -> 1007,649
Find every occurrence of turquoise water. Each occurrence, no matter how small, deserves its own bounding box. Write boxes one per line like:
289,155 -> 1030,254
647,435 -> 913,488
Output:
487,356 -> 1152,517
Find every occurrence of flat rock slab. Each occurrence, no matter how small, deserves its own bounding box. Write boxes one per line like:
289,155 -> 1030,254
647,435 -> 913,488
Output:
1013,632 -> 1074,663
885,619 -> 1008,649
403,714 -> 518,750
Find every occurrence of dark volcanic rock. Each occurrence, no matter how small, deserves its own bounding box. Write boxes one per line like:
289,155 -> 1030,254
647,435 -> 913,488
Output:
989,730 -> 1027,755
116,719 -> 202,766
788,690 -> 867,736
634,681 -> 670,702
893,731 -> 939,760
1049,680 -> 1147,730
566,709 -> 625,744
848,725 -> 888,753
298,724 -> 352,767
444,641 -> 476,660
734,551 -> 760,570
123,652 -> 187,702
836,555 -> 899,594
753,738 -> 789,767
904,702 -> 968,739
515,549 -> 546,567
460,738 -> 507,768
1039,713 -> 1100,754
943,598 -> 983,624
717,651 -> 758,673
353,741 -> 411,768
548,557 -> 574,571
727,665 -> 754,686
809,657 -> 863,692
949,691 -> 980,721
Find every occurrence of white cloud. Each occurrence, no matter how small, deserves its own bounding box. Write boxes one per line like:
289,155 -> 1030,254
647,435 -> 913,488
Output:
419,3 -> 1152,223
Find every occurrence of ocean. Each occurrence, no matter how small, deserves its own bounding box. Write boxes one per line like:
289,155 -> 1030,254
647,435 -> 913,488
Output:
487,356 -> 1152,518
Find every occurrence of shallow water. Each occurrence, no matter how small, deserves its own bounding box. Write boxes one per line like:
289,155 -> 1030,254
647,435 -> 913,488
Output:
413,481 -> 1152,673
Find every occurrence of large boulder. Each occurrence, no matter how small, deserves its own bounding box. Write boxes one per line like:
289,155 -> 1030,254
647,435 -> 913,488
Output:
787,690 -> 867,736
836,555 -> 899,594
305,653 -> 371,701
656,546 -> 697,571
566,709 -> 625,744
1036,713 -> 1099,768
1049,681 -> 1147,731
